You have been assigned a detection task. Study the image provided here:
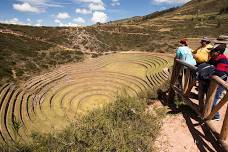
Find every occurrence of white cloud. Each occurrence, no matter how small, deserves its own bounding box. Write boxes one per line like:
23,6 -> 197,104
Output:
56,12 -> 70,19
27,18 -> 31,22
0,17 -> 42,27
75,8 -> 92,14
75,0 -> 105,12
77,0 -> 103,4
54,19 -> 81,27
54,19 -> 61,24
0,17 -> 45,26
0,18 -> 30,25
34,23 -> 42,26
17,0 -> 65,7
13,0 -> 68,14
65,22 -> 82,27
91,11 -> 108,23
73,17 -> 85,23
37,19 -> 43,23
111,0 -> 120,6
13,2 -> 42,13
152,0 -> 190,4
89,3 -> 105,11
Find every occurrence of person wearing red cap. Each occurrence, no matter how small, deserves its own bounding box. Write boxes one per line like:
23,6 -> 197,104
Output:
208,43 -> 228,120
175,39 -> 196,65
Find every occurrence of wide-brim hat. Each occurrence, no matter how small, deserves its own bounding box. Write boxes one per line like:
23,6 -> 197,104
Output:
214,35 -> 228,44
201,37 -> 210,42
208,43 -> 226,53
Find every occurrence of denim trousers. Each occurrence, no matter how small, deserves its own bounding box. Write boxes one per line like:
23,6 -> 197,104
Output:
212,85 -> 224,117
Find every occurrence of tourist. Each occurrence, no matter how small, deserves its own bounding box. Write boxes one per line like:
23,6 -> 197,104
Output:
208,43 -> 228,120
175,39 -> 196,65
214,35 -> 228,56
192,37 -> 213,64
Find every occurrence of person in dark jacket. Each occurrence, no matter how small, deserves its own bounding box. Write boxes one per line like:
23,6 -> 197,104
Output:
208,43 -> 228,120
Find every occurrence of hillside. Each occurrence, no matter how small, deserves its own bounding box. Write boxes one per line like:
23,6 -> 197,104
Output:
0,0 -> 228,85
89,0 -> 228,50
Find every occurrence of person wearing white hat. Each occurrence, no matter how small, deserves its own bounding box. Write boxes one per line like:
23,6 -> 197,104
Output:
192,37 -> 213,64
213,35 -> 228,56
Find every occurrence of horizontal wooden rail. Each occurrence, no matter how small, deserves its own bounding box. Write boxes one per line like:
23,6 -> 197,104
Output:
175,59 -> 197,71
211,75 -> 228,91
169,59 -> 228,152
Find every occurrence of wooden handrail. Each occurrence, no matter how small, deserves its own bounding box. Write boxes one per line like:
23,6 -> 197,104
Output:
221,107 -> 228,140
211,75 -> 228,91
206,93 -> 228,120
175,59 -> 197,71
175,60 -> 228,91
168,59 -> 228,151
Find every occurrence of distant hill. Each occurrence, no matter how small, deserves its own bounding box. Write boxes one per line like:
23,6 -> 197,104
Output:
0,0 -> 228,85
87,0 -> 228,50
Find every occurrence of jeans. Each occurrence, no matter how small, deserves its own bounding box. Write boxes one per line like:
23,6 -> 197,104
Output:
212,85 -> 224,118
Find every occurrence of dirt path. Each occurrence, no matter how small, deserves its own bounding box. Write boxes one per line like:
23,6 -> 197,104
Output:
155,114 -> 199,152
154,101 -> 225,152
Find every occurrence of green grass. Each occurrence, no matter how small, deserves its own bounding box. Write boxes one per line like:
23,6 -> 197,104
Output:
1,94 -> 166,152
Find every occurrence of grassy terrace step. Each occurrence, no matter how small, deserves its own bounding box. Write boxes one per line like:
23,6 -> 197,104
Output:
5,88 -> 22,143
34,72 -> 147,107
24,56 -> 170,132
44,88 -> 117,124
0,84 -> 13,144
0,84 -> 15,143
13,90 -> 30,139
149,71 -> 169,86
31,67 -> 151,119
24,71 -> 66,91
25,74 -> 66,118
41,79 -> 141,116
0,53 -> 172,143
16,73 -> 149,134
31,71 -> 150,120
64,88 -> 116,111
0,84 -> 10,94
145,58 -> 169,86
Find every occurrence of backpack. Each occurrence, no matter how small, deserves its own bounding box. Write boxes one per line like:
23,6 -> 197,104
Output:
197,63 -> 215,80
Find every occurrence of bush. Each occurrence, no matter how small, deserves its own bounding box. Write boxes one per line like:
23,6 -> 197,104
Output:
8,95 -> 165,152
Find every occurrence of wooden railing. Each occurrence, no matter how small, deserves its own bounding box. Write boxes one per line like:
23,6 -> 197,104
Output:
168,59 -> 228,151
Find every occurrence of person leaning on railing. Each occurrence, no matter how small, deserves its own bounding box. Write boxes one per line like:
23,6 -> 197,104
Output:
208,43 -> 228,121
175,39 -> 196,65
214,35 -> 228,56
192,37 -> 213,64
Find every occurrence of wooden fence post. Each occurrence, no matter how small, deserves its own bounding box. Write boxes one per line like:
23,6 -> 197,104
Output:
183,68 -> 190,94
203,80 -> 218,118
198,80 -> 205,112
168,59 -> 181,105
220,105 -> 228,141
206,93 -> 228,120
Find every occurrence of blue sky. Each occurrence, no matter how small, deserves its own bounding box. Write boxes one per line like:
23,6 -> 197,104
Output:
0,0 -> 190,27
